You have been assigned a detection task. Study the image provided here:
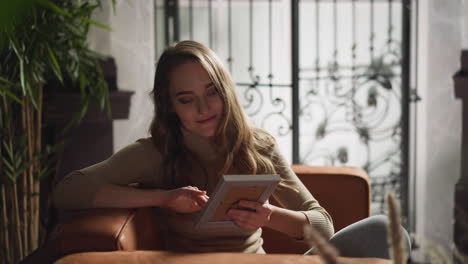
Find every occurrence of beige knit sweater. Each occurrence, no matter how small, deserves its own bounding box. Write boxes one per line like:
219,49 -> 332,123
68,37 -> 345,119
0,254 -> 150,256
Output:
53,129 -> 334,253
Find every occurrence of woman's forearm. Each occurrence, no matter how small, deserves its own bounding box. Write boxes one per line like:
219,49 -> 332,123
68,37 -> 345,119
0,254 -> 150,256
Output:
53,181 -> 167,210
92,183 -> 167,208
265,205 -> 308,239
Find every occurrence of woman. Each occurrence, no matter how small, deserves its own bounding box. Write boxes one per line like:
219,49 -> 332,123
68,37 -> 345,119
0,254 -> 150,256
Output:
53,40 -> 409,258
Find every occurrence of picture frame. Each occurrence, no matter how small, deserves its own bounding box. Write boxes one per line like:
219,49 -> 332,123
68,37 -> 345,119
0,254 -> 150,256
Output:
195,174 -> 280,229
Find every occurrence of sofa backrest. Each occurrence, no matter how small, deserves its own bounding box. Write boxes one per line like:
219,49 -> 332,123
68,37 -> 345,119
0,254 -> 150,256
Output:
262,165 -> 371,254
24,165 -> 371,263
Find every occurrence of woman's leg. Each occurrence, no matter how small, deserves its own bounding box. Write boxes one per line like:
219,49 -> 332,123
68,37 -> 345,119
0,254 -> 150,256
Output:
304,215 -> 411,259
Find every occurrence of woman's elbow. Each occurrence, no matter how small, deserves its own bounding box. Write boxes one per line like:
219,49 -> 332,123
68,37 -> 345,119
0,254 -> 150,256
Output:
323,222 -> 335,240
51,172 -> 95,209
314,212 -> 334,240
52,181 -> 79,209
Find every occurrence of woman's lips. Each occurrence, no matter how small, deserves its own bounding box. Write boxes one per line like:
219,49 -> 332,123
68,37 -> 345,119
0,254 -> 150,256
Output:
197,115 -> 216,124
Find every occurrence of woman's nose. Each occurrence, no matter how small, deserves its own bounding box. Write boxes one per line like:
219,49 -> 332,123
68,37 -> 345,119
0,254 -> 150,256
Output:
197,98 -> 209,114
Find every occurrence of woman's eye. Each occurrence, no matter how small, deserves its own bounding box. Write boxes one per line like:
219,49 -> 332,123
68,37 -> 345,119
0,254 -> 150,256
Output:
179,98 -> 193,104
207,89 -> 218,96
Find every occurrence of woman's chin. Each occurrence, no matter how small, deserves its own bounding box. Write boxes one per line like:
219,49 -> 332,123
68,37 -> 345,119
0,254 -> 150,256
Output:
197,130 -> 216,138
186,127 -> 217,138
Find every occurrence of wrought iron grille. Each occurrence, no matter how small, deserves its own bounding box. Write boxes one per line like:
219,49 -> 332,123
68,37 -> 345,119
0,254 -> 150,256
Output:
155,0 -> 412,226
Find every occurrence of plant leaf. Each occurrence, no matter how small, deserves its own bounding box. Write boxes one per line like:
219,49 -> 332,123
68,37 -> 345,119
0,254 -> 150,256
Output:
46,44 -> 63,83
39,166 -> 54,180
26,82 -> 39,110
19,58 -> 26,96
9,38 -> 22,58
3,141 -> 14,160
80,17 -> 112,31
3,158 -> 15,173
0,85 -> 22,104
79,69 -> 86,96
14,155 -> 23,169
0,76 -> 16,86
35,0 -> 72,18
77,97 -> 90,122
61,97 -> 89,136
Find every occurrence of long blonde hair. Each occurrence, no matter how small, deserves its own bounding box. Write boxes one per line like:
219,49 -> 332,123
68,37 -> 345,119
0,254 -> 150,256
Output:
150,40 -> 276,187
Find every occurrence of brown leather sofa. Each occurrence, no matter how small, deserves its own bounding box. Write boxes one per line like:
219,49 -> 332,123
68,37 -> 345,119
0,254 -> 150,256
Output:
23,165 -> 385,264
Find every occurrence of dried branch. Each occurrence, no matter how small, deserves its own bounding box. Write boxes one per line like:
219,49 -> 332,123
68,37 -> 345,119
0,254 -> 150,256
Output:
386,192 -> 407,264
303,224 -> 340,264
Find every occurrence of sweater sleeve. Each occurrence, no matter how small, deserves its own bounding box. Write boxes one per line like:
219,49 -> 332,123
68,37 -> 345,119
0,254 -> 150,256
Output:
52,138 -> 163,209
270,143 -> 335,240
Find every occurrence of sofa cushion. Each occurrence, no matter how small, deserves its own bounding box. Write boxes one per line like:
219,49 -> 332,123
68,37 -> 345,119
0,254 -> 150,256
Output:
54,251 -> 391,264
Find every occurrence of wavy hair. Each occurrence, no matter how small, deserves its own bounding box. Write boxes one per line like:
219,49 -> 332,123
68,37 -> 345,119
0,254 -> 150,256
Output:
149,40 -> 277,187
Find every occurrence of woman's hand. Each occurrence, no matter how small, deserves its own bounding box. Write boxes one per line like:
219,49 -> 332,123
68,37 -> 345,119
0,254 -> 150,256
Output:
226,200 -> 273,230
161,186 -> 209,213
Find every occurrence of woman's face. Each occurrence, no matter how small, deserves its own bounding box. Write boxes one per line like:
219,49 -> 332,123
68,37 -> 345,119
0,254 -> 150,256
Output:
169,61 -> 224,137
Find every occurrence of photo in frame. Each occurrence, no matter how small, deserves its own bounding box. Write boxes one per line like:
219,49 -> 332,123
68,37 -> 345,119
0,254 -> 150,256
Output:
195,174 -> 280,229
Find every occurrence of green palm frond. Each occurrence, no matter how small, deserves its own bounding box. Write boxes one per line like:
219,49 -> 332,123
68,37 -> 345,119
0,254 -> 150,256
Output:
0,1 -> 115,261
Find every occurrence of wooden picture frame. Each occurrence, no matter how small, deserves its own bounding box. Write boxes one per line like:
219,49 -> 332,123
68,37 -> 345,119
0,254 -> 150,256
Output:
195,174 -> 280,229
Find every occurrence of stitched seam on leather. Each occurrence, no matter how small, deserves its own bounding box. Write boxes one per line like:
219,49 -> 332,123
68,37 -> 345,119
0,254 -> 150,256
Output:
115,209 -> 136,250
292,165 -> 368,179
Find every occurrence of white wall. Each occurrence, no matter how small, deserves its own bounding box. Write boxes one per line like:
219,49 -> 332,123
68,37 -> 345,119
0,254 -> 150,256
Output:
463,0 -> 468,49
415,0 -> 463,254
89,0 -> 156,152
110,1 -> 155,151
87,1 -> 111,56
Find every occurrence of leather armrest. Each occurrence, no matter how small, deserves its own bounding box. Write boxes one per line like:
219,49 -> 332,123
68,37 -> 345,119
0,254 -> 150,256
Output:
20,208 -> 162,264
53,207 -> 162,256
54,251 -> 392,264
290,165 -> 371,230
263,165 -> 371,254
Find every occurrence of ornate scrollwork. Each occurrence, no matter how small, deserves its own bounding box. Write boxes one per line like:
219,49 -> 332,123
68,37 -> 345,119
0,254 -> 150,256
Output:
300,46 -> 403,213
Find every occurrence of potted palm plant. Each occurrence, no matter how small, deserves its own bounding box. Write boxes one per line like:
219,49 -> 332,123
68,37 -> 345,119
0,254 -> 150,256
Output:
0,0 -> 117,262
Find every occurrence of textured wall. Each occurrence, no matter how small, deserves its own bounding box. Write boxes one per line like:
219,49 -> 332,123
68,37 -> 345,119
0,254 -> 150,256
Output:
416,0 -> 463,252
89,0 -> 155,152
87,0 -> 112,56
109,1 -> 155,151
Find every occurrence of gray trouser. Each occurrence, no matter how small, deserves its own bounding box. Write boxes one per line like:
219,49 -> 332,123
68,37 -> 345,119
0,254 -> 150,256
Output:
304,215 -> 411,259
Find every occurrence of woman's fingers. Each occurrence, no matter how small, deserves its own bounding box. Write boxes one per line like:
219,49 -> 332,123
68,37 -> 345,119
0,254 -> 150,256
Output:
237,200 -> 260,211
227,200 -> 273,230
200,193 -> 209,203
183,186 -> 204,194
228,208 -> 250,217
228,211 -> 258,230
164,187 -> 209,213
180,187 -> 209,207
193,193 -> 209,206
180,186 -> 206,198
227,209 -> 254,222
